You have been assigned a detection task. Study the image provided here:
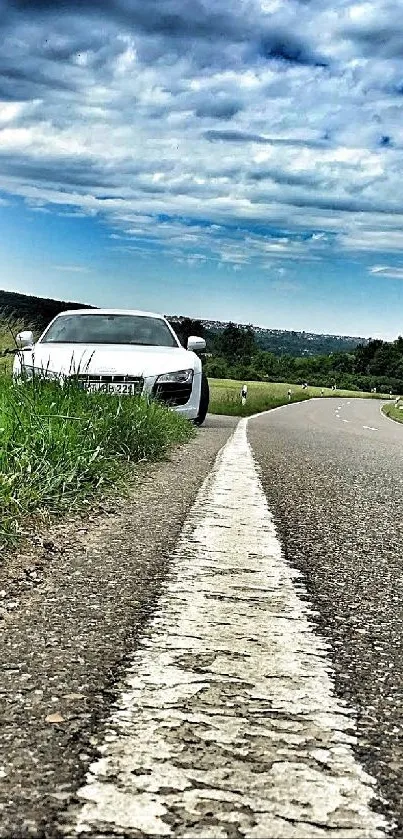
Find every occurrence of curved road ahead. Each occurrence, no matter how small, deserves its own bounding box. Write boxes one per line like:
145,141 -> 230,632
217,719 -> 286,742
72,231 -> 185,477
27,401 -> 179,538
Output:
0,398 -> 403,838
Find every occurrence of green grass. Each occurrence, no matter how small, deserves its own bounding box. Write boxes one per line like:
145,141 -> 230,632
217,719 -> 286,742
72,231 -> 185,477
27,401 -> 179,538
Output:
0,317 -> 23,352
0,375 -> 194,546
208,378 -> 394,417
0,316 -> 33,377
382,402 -> 403,424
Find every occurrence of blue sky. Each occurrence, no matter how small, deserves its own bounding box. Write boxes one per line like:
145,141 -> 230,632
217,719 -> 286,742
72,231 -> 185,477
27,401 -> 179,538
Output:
1,0 -> 403,339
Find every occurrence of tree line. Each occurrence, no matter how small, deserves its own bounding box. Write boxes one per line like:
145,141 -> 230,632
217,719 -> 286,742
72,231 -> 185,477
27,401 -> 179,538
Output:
170,318 -> 403,394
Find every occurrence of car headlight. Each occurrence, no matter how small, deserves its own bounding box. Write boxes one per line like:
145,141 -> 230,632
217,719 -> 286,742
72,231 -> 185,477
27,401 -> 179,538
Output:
30,368 -> 62,381
156,369 -> 194,384
21,367 -> 66,383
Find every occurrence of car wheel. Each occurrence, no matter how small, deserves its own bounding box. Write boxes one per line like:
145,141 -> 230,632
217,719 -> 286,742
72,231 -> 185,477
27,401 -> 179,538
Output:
193,373 -> 209,426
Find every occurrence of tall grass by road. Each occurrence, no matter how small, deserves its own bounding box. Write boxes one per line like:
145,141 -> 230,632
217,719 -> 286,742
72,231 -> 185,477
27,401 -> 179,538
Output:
208,378 -> 394,417
0,376 -> 193,546
0,317 -> 28,377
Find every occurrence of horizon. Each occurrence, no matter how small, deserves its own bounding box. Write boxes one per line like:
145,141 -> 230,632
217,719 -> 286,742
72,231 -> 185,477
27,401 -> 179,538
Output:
1,1 -> 403,342
0,286 -> 379,342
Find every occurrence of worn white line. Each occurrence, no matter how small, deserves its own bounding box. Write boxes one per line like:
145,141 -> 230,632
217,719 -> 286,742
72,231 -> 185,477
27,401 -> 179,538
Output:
379,402 -> 400,424
362,426 -> 378,431
342,419 -> 350,423
66,419 -> 389,839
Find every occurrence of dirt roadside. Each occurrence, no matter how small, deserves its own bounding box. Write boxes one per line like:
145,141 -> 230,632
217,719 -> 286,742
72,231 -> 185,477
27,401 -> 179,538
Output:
0,417 -> 235,838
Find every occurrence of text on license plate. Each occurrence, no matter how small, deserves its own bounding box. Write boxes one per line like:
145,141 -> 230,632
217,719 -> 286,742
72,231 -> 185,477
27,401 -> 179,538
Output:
85,382 -> 139,395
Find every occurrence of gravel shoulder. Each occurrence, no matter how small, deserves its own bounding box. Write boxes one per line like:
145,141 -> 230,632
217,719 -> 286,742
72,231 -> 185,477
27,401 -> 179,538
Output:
0,415 -> 236,838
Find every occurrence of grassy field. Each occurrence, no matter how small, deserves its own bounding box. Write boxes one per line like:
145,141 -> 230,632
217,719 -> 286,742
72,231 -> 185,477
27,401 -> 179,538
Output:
382,402 -> 403,424
208,378 -> 394,417
0,375 -> 193,546
0,318 -> 21,352
0,317 -> 30,377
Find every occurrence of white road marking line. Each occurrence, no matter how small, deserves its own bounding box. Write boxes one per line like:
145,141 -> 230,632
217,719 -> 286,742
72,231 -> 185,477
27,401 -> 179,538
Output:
67,420 -> 389,839
362,426 -> 378,431
342,419 -> 350,423
379,402 -> 401,424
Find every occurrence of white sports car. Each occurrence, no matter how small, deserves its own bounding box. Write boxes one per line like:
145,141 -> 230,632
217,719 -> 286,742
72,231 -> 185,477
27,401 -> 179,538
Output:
13,309 -> 210,425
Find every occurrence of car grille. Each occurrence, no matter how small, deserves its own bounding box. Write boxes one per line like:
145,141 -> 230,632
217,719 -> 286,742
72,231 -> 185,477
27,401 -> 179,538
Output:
73,374 -> 144,392
153,381 -> 192,406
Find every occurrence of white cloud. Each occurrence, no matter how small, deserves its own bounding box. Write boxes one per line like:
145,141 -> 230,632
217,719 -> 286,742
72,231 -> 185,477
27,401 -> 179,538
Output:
0,102 -> 27,123
342,230 -> 403,251
370,265 -> 403,279
52,264 -> 92,273
0,0 -> 403,270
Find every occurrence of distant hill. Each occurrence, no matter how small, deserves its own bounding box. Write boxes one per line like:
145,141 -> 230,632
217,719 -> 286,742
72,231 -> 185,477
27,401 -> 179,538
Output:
0,289 -> 367,357
0,289 -> 94,334
170,317 -> 368,357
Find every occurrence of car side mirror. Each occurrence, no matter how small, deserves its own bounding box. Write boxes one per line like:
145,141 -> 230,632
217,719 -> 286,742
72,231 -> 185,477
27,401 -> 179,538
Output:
16,330 -> 34,349
187,335 -> 206,352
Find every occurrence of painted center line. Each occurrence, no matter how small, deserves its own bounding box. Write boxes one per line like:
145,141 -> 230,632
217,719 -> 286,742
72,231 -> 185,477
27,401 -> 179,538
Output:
66,420 -> 389,839
362,426 -> 378,431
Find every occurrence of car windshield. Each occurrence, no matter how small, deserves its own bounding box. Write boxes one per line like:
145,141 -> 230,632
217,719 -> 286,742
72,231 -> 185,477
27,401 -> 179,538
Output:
41,314 -> 178,347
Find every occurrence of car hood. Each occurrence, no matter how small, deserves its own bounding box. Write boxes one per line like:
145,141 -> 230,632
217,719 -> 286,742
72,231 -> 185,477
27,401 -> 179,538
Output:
29,343 -> 197,377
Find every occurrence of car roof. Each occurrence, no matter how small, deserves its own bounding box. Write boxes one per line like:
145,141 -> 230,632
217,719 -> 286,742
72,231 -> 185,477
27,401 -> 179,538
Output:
55,308 -> 166,319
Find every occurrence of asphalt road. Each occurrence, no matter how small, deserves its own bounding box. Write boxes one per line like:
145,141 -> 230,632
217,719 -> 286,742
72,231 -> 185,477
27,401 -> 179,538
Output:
249,398 -> 403,834
1,399 -> 403,837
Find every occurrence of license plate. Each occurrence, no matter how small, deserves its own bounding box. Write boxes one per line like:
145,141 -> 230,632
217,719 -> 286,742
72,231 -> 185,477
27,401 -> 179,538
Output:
84,382 -> 139,395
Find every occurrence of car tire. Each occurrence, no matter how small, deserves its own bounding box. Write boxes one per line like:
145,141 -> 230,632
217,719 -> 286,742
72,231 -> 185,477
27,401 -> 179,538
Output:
194,373 -> 209,426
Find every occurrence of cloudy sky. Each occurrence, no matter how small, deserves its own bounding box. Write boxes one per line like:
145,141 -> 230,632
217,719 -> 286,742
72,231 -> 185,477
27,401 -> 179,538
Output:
1,0 -> 403,338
